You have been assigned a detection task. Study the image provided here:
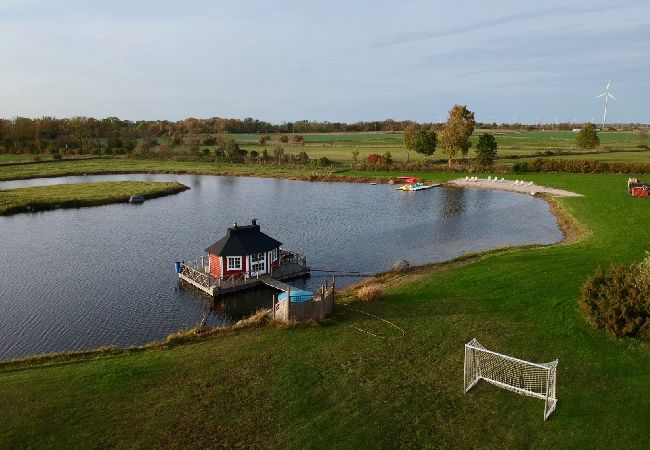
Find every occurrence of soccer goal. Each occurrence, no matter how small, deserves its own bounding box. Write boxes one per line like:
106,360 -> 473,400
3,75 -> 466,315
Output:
464,338 -> 558,421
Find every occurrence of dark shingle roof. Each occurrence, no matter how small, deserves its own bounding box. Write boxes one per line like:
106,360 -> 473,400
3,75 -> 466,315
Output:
205,221 -> 282,256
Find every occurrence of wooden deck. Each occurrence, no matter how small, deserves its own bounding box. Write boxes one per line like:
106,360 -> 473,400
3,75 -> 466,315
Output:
178,258 -> 310,298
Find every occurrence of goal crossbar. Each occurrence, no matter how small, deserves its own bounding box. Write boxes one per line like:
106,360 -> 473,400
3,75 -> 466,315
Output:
464,338 -> 558,421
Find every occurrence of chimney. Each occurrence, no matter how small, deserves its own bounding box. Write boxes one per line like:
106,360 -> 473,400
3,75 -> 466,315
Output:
251,218 -> 257,227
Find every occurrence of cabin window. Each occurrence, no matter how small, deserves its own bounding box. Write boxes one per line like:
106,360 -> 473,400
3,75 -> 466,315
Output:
227,256 -> 242,270
272,248 -> 278,262
251,252 -> 265,273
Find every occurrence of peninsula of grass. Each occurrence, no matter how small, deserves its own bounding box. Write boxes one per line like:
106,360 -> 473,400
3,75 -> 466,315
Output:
0,172 -> 649,448
0,181 -> 188,215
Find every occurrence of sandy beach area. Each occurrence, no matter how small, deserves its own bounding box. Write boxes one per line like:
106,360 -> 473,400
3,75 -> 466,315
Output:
447,177 -> 582,197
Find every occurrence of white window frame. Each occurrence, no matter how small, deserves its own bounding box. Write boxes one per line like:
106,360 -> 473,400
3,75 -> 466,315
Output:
251,252 -> 265,273
272,248 -> 278,262
227,256 -> 242,271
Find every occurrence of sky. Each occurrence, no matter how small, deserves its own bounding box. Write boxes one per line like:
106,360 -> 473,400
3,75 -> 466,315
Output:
1,0 -> 649,124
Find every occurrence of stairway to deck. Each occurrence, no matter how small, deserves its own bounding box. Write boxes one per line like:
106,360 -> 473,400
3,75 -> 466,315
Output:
260,277 -> 293,292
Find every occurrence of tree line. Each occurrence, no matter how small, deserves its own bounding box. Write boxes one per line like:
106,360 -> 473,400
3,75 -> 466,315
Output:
0,116 -> 445,155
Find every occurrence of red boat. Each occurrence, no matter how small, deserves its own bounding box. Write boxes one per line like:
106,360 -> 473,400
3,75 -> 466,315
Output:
396,176 -> 422,184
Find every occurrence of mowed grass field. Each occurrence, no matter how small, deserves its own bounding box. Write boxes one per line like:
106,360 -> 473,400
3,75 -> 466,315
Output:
229,130 -> 647,162
0,170 -> 649,448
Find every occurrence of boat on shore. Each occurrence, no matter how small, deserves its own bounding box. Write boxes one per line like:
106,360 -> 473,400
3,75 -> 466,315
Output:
395,177 -> 440,191
397,182 -> 440,191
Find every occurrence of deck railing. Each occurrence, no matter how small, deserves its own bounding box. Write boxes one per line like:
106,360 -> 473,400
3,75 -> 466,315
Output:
180,249 -> 309,293
179,263 -> 214,288
279,249 -> 307,268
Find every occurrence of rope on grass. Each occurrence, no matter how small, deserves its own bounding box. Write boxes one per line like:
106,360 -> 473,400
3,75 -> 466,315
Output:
337,322 -> 382,338
344,306 -> 405,337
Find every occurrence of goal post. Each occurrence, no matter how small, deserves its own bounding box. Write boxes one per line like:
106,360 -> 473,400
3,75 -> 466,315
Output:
464,338 -> 558,421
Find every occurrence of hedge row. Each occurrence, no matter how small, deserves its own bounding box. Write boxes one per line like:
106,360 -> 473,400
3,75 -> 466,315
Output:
512,158 -> 650,174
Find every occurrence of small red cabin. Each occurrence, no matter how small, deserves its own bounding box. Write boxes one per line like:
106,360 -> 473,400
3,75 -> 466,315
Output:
205,219 -> 282,278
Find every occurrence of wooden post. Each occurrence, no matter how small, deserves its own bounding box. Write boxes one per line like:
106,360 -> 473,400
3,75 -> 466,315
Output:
272,295 -> 276,320
332,275 -> 336,293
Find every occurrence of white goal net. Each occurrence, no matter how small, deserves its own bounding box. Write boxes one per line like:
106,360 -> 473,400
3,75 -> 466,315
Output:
464,338 -> 558,421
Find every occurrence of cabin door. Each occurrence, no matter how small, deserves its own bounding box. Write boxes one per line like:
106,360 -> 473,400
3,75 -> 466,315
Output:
251,252 -> 266,275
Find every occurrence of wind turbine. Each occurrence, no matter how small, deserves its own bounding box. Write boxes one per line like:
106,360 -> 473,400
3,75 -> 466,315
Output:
596,80 -> 616,129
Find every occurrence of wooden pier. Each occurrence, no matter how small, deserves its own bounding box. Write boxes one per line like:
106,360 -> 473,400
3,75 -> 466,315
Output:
178,258 -> 310,298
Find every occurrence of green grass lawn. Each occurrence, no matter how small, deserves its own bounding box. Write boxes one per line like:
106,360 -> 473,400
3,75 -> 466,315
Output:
0,158 -> 340,181
0,154 -> 47,164
0,169 -> 649,448
233,130 -> 644,162
0,181 -> 188,215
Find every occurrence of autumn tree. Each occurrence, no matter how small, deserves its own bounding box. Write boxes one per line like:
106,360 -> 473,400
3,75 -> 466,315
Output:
576,123 -> 599,149
475,133 -> 498,166
438,105 -> 475,166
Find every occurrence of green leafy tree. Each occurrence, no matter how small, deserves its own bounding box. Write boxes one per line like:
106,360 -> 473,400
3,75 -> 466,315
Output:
403,122 -> 419,163
439,105 -> 475,166
413,128 -> 437,157
576,124 -> 600,149
475,133 -> 498,166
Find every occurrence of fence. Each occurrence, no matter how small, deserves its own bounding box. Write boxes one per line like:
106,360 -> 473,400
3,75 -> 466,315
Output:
273,283 -> 335,322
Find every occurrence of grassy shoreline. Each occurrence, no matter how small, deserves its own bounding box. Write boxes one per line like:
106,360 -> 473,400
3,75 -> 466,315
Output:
0,181 -> 189,215
1,166 -> 649,448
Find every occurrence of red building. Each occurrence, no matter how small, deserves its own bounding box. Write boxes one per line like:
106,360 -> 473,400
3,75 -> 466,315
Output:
205,219 -> 282,278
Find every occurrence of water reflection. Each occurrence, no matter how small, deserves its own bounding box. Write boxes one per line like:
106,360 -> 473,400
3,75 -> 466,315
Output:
440,187 -> 467,217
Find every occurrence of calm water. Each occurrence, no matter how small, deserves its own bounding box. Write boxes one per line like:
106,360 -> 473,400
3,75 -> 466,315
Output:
0,174 -> 562,359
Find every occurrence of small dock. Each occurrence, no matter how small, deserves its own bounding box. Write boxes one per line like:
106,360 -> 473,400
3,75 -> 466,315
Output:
178,254 -> 310,298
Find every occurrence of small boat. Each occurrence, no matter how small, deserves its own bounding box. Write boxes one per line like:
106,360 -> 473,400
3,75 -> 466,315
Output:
397,182 -> 440,191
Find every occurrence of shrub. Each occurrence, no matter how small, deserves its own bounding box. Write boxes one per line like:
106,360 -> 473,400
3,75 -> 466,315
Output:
367,154 -> 381,164
579,254 -> 650,340
318,156 -> 331,167
356,284 -> 383,302
279,134 -> 289,143
576,123 -> 600,149
259,134 -> 270,145
380,151 -> 393,165
292,134 -> 305,145
295,151 -> 309,164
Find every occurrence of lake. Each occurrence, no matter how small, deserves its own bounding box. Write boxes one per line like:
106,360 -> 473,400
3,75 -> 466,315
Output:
0,174 -> 562,359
